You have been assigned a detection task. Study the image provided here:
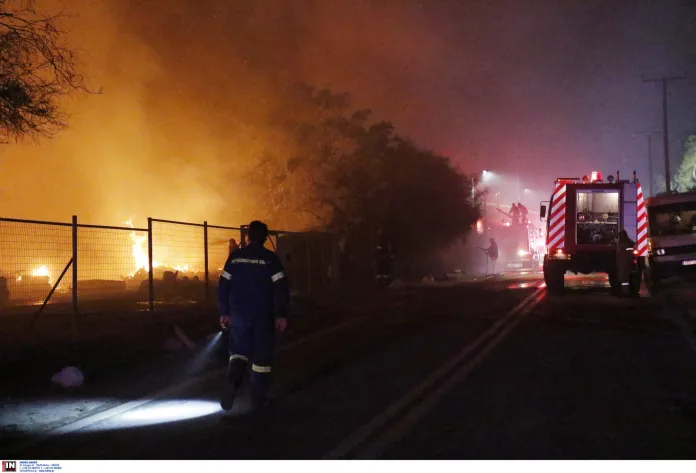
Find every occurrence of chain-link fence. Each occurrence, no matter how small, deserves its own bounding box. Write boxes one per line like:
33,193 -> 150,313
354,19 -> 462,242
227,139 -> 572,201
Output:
0,215 -> 344,319
207,224 -> 241,281
0,218 -> 73,308
150,219 -> 207,306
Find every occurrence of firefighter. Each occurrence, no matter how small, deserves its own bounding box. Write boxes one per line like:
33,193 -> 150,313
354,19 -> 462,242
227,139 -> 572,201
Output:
483,237 -> 499,274
375,228 -> 393,284
616,230 -> 635,293
509,204 -> 520,225
517,202 -> 529,224
218,220 -> 290,412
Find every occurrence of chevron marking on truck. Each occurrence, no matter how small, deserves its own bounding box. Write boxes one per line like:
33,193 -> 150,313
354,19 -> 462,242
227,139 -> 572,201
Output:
636,183 -> 648,256
547,183 -> 567,250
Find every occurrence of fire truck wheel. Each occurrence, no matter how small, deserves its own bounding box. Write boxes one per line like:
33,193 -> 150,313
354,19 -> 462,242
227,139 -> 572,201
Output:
544,264 -> 565,294
608,270 -> 622,296
628,269 -> 642,297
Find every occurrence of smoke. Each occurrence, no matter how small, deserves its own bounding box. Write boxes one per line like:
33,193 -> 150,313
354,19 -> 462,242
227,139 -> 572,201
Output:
0,0 -> 450,228
0,0 -> 695,227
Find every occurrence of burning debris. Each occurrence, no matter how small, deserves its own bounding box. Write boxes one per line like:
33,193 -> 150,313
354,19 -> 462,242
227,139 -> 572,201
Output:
32,265 -> 50,280
1,216 -> 222,306
124,218 -> 202,281
2,265 -> 53,303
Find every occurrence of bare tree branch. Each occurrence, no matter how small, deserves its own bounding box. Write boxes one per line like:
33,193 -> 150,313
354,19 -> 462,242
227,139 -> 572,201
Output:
0,0 -> 90,143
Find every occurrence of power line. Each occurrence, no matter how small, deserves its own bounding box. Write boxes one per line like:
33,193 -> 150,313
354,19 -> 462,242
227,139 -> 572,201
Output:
642,74 -> 687,193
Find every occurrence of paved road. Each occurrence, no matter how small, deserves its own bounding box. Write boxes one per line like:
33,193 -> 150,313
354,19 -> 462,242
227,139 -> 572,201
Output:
4,273 -> 696,459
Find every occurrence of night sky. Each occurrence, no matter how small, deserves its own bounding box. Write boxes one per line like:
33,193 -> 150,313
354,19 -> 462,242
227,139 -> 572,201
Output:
2,0 -> 695,224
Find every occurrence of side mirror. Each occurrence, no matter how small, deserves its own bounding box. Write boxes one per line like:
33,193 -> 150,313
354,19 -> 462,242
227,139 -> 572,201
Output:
540,205 -> 547,219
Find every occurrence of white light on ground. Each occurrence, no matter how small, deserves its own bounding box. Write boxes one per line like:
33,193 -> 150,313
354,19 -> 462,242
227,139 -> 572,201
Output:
83,399 -> 222,432
121,400 -> 220,422
0,399 -> 117,435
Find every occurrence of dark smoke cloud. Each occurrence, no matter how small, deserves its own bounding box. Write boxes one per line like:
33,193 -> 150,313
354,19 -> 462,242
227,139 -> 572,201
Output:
1,0 -> 695,225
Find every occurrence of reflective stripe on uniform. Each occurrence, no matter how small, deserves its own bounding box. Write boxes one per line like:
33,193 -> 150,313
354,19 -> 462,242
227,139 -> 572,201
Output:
251,364 -> 272,373
229,354 -> 249,363
271,271 -> 285,282
221,270 -> 232,280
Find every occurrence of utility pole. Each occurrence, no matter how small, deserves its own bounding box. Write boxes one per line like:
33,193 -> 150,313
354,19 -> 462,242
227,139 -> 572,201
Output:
633,130 -> 662,197
642,74 -> 687,193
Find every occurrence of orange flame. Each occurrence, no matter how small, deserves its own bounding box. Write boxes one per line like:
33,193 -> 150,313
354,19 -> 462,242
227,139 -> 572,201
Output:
125,218 -> 160,276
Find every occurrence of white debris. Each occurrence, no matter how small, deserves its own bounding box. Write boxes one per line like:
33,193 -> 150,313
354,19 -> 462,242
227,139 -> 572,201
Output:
50,366 -> 84,389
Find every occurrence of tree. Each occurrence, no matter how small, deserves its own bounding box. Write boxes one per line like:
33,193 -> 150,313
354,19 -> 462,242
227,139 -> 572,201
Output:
0,0 -> 87,143
249,85 -> 480,279
673,135 -> 696,192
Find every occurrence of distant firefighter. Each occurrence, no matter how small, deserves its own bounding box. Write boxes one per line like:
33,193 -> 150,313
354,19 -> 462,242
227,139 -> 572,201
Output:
482,237 -> 499,274
375,228 -> 393,283
517,202 -> 529,224
616,230 -> 636,292
509,203 -> 520,224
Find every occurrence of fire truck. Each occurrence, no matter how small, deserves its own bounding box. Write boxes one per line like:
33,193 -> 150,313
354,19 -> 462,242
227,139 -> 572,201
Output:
540,171 -> 647,295
490,207 -> 544,270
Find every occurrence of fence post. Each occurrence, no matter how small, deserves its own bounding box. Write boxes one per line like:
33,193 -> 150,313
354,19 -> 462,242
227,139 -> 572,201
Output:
148,217 -> 154,312
71,215 -> 78,341
204,221 -> 209,304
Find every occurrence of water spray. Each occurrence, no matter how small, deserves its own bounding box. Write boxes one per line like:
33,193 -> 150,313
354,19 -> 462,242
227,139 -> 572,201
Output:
181,326 -> 228,378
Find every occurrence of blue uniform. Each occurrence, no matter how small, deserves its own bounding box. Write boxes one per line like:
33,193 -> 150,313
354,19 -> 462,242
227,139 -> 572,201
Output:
218,241 -> 289,405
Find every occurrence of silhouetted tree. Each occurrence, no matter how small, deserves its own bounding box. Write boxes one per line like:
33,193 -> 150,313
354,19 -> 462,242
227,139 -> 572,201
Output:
673,135 -> 696,192
250,85 -> 480,278
0,0 -> 87,143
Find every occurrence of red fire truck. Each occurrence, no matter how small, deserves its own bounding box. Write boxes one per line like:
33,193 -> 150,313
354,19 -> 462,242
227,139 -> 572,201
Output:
540,171 -> 648,295
489,208 -> 545,271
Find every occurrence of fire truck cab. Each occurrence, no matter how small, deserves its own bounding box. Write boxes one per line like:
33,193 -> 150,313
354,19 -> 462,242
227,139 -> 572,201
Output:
540,171 -> 647,295
643,191 -> 696,293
